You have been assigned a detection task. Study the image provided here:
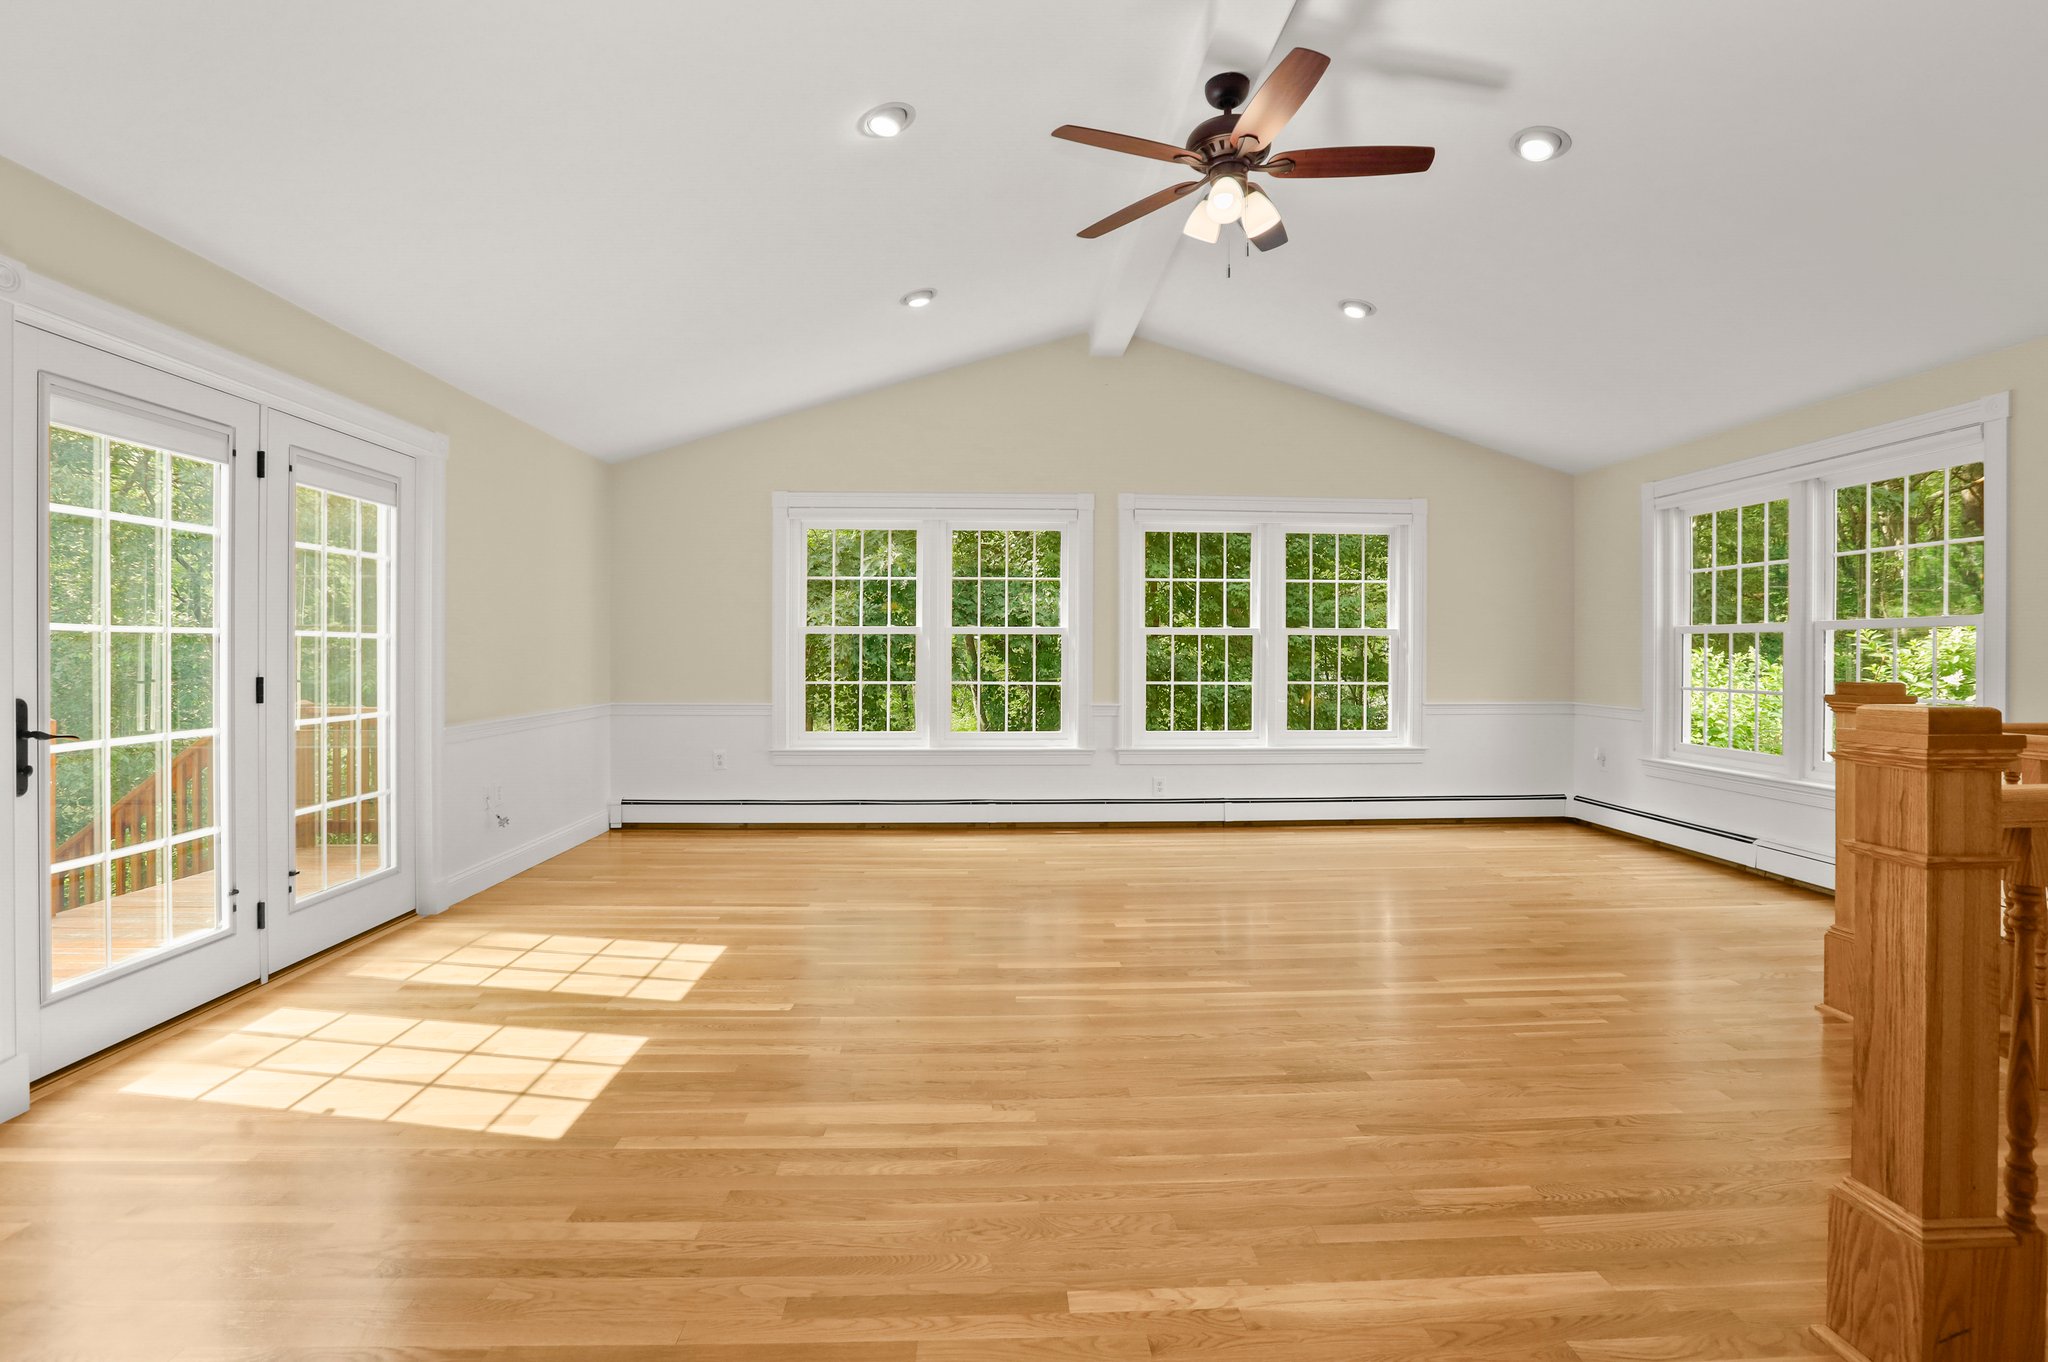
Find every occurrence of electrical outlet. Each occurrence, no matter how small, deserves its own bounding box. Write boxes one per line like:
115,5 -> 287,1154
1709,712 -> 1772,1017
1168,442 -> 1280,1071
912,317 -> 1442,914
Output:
1151,777 -> 1166,797
712,748 -> 728,771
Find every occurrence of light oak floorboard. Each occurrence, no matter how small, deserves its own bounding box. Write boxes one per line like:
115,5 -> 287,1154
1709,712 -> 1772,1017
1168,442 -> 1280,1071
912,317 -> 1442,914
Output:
2,823 -> 1846,1359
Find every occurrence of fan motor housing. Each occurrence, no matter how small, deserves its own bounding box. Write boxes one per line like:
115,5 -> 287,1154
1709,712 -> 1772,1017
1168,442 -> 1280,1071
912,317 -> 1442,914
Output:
1186,112 -> 1241,153
1203,71 -> 1251,111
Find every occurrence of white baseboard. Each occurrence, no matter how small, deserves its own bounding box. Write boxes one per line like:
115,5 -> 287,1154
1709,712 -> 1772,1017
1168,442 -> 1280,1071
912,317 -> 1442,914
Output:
436,704 -> 613,909
615,793 -> 1572,826
440,810 -> 610,906
1568,702 -> 1834,889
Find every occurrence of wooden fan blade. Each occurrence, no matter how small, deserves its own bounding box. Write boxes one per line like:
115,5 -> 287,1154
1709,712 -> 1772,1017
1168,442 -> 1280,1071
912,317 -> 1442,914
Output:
1264,146 -> 1436,178
1076,181 -> 1199,239
1231,48 -> 1330,152
1052,125 -> 1198,164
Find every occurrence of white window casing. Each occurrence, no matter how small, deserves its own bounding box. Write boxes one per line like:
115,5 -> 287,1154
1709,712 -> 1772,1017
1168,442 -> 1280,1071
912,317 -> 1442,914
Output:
771,491 -> 1092,754
1641,392 -> 2008,792
1117,494 -> 1426,754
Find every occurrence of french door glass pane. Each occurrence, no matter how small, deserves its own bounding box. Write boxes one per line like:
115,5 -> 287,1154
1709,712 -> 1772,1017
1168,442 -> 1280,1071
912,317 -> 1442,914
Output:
293,486 -> 394,898
46,423 -> 224,989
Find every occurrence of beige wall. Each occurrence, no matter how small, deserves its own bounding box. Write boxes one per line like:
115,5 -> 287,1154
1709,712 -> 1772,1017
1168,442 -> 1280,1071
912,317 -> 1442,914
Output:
1574,335 -> 2047,712
0,156 -> 609,725
610,336 -> 1575,705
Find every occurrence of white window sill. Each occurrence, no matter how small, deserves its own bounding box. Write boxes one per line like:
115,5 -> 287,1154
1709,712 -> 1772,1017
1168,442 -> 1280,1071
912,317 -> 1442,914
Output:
1640,755 -> 1835,808
770,746 -> 1096,766
1117,745 -> 1428,765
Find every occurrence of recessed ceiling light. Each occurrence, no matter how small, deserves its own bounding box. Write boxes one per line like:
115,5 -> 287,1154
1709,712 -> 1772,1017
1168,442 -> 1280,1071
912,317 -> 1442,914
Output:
1338,299 -> 1376,320
1510,126 -> 1571,162
900,289 -> 936,308
859,104 -> 916,138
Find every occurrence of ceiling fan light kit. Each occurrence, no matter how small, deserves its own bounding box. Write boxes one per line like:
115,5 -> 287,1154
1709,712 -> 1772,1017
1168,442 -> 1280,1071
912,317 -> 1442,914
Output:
1051,48 -> 1436,252
1202,176 -> 1247,224
1240,189 -> 1281,238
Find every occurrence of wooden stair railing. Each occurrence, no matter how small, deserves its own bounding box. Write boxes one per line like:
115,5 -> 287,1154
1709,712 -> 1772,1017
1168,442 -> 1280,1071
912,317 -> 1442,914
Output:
1821,682 -> 1916,1022
1818,704 -> 2044,1362
2000,782 -> 2048,1244
50,737 -> 214,913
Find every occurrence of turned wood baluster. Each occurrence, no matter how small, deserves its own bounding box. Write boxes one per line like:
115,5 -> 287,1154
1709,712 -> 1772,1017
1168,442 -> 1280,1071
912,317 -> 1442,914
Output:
2004,823 -> 2041,1233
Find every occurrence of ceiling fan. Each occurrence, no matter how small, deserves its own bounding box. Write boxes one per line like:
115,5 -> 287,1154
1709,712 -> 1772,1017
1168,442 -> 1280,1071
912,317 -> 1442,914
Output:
1052,47 -> 1434,252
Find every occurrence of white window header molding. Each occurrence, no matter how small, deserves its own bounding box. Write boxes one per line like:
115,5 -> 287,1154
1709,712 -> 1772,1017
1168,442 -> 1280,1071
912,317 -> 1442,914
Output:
1646,392 -> 2007,512
1123,492 -> 1424,522
775,491 -> 1092,516
0,252 -> 447,463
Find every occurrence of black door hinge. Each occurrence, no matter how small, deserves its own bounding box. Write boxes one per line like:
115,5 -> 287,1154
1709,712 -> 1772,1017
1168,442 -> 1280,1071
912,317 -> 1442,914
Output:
255,676 -> 266,704
256,449 -> 267,478
256,901 -> 266,930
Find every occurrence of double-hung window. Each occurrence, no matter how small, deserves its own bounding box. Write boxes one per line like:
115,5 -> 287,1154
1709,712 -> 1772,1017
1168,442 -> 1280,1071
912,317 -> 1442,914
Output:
772,492 -> 1091,751
1119,495 -> 1425,750
1646,394 -> 2007,784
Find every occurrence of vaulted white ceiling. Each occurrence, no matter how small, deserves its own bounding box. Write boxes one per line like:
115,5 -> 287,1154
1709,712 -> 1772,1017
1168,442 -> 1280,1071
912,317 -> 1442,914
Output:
1,1 -> 2044,471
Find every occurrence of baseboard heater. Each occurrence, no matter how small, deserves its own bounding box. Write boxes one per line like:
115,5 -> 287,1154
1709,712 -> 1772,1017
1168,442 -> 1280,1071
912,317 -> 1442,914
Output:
622,793 -> 1565,810
1568,795 -> 1756,845
1569,795 -> 1833,889
618,793 -> 1569,825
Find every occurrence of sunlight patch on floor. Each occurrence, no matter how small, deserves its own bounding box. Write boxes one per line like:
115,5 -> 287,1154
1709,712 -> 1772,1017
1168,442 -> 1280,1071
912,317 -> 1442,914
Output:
349,930 -> 726,1000
120,1008 -> 646,1139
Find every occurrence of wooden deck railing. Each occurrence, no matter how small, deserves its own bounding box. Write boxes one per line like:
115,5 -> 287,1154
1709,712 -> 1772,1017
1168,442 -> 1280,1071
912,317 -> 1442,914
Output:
1819,701 -> 2046,1361
50,737 -> 213,914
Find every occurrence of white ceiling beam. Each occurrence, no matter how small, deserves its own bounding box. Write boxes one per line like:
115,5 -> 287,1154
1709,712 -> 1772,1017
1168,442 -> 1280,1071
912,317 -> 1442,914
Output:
1086,0 -> 1302,358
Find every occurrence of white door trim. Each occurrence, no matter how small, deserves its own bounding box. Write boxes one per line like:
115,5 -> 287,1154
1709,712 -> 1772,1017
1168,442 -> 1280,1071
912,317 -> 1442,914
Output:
0,257 -> 448,1108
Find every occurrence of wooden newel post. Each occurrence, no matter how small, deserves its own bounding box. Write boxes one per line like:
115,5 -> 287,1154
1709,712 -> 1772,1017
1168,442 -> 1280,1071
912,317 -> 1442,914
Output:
1820,705 -> 2043,1362
1823,682 -> 1916,1023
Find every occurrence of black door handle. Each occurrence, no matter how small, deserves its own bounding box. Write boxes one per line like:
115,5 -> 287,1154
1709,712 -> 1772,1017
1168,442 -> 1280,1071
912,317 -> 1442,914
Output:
16,699 -> 80,798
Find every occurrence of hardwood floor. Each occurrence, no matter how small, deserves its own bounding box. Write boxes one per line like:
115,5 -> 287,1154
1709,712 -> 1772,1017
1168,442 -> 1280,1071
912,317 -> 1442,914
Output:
0,822 -> 1847,1360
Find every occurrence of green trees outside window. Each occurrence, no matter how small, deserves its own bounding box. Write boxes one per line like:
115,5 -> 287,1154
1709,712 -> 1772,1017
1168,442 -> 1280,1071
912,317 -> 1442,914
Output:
1282,532 -> 1392,733
1141,530 -> 1253,732
801,528 -> 919,733
1683,498 -> 1788,755
950,529 -> 1062,733
1828,460 -> 1983,708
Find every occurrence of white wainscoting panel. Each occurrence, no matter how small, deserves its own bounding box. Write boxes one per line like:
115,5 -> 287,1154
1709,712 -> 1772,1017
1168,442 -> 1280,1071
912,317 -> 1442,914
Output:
1569,703 -> 1834,889
437,705 -> 612,908
609,702 -> 1574,825
423,700 -> 1834,903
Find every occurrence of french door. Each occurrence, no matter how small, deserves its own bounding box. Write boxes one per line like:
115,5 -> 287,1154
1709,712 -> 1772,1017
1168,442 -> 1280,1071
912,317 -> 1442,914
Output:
18,329 -> 263,1074
262,413 -> 414,968
14,330 -> 417,1077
